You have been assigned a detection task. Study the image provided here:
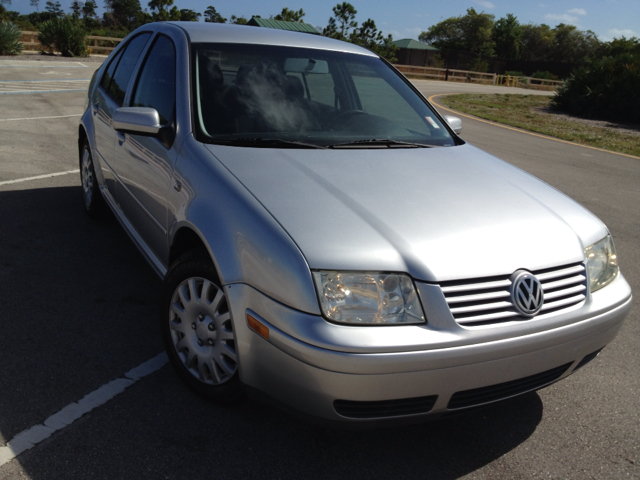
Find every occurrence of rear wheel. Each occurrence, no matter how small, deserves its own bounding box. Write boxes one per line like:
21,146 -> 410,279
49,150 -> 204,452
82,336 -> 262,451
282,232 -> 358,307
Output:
160,253 -> 243,404
80,140 -> 107,218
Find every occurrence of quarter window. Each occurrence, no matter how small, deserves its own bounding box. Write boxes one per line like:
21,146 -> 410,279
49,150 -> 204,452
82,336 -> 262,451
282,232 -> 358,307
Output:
132,36 -> 177,126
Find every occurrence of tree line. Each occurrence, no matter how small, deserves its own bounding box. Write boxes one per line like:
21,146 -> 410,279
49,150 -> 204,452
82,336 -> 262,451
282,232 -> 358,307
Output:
419,8 -> 633,70
1,0 -> 636,70
0,0 -> 397,60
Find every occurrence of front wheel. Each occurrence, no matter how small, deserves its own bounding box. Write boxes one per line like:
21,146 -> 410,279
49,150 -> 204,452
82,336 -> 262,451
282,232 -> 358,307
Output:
160,254 -> 243,404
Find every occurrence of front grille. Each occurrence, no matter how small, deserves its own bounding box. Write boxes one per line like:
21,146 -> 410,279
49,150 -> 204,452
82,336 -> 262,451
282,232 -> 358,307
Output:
334,395 -> 438,419
441,262 -> 587,327
447,362 -> 572,410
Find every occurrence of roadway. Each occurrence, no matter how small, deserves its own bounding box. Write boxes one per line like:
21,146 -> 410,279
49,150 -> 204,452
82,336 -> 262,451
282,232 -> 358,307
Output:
0,60 -> 637,479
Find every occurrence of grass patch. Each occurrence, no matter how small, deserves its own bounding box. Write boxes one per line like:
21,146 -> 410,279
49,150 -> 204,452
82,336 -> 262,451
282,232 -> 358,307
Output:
439,94 -> 640,158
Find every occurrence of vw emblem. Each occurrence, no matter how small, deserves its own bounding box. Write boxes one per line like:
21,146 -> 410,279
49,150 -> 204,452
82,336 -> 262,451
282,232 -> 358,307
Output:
511,272 -> 544,316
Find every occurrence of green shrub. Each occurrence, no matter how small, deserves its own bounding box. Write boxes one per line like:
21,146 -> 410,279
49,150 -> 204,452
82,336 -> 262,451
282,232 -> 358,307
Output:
38,17 -> 87,57
552,53 -> 640,123
504,70 -> 524,77
87,27 -> 128,38
0,21 -> 24,55
428,53 -> 445,69
468,57 -> 489,73
531,70 -> 558,80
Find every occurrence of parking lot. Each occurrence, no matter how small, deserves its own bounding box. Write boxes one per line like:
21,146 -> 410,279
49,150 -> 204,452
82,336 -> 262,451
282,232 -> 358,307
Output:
0,57 -> 638,479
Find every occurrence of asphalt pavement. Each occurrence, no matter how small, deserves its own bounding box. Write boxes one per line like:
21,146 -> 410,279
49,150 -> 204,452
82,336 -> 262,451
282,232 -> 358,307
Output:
0,58 -> 638,479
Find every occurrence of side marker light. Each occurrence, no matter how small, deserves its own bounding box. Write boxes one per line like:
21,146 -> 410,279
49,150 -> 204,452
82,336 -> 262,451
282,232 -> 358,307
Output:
247,313 -> 269,340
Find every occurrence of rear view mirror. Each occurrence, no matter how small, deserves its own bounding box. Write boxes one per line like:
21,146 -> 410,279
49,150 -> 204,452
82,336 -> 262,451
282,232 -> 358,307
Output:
284,58 -> 329,74
443,115 -> 462,135
113,107 -> 162,135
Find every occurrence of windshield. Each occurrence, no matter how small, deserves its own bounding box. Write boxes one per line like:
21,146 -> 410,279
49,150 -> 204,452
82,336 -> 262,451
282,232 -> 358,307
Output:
193,43 -> 457,148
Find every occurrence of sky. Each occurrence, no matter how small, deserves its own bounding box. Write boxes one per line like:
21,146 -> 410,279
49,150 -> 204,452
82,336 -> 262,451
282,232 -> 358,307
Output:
9,0 -> 640,42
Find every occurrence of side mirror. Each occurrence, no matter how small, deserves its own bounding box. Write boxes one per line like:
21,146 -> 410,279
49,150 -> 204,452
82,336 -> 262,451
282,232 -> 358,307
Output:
443,115 -> 462,135
113,107 -> 163,135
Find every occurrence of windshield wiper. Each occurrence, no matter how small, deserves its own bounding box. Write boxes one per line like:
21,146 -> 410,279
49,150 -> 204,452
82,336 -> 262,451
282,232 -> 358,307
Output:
328,139 -> 436,149
213,138 -> 327,149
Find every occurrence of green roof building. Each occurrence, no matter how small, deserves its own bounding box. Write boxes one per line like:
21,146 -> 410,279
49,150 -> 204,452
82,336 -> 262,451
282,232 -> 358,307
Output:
393,38 -> 439,51
393,38 -> 440,66
247,17 -> 320,35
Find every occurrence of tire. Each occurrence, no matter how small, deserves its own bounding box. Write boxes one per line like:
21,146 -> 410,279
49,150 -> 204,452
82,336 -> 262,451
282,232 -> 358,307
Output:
160,252 -> 244,405
79,139 -> 107,218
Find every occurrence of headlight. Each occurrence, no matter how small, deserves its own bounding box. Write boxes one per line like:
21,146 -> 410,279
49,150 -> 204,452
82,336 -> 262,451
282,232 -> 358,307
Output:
312,271 -> 425,325
585,235 -> 619,292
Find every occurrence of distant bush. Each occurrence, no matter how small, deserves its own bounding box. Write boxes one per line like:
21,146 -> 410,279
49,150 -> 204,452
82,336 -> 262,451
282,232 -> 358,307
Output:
468,57 -> 489,73
38,17 -> 87,57
552,53 -> 640,124
86,27 -> 128,38
531,70 -> 558,80
504,70 -> 524,77
0,21 -> 23,55
426,53 -> 445,69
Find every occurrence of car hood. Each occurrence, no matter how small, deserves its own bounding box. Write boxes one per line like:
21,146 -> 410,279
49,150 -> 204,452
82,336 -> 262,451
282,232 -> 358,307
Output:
205,143 -> 607,282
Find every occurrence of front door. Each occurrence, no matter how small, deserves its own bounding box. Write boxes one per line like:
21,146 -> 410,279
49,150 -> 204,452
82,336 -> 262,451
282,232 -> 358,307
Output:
112,35 -> 178,263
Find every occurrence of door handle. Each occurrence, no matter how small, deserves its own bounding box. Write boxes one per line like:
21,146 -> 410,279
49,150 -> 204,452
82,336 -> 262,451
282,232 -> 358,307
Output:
117,131 -> 125,145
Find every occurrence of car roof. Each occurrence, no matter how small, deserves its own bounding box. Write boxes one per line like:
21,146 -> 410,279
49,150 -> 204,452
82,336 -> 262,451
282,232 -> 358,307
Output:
164,21 -> 377,57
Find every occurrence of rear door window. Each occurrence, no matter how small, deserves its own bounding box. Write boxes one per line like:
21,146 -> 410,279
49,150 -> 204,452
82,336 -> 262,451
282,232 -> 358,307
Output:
100,33 -> 151,106
99,48 -> 123,93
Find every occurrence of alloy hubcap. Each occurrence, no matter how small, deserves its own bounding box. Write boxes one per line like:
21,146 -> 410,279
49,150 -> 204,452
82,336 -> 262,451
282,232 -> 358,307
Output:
81,149 -> 93,208
169,277 -> 237,385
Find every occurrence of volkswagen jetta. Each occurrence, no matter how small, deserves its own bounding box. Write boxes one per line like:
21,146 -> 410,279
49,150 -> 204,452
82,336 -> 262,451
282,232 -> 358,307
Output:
78,22 -> 632,425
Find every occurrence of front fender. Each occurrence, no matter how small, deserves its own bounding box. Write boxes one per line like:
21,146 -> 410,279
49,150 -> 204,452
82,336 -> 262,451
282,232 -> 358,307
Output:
169,137 -> 321,315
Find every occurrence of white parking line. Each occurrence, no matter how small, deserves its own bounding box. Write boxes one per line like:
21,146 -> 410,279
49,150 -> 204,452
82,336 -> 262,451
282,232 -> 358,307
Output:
0,79 -> 91,83
0,90 -> 86,95
0,169 -> 80,186
0,79 -> 90,94
0,65 -> 88,68
0,60 -> 88,68
0,114 -> 82,122
0,353 -> 168,467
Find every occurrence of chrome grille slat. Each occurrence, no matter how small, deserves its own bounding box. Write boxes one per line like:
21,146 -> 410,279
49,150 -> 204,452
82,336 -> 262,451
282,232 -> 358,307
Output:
535,264 -> 585,281
456,310 -> 520,325
540,274 -> 586,290
446,290 -> 511,304
440,279 -> 511,293
543,284 -> 586,300
540,294 -> 586,311
441,263 -> 587,327
450,300 -> 513,314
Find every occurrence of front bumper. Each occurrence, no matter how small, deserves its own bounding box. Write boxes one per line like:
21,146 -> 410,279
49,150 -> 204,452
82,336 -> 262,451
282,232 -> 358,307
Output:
225,275 -> 632,424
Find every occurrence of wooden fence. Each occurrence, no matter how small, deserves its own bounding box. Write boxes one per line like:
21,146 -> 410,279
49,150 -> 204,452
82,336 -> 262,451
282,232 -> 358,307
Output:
394,63 -> 563,90
19,31 -> 124,54
495,74 -> 563,91
394,64 -> 497,85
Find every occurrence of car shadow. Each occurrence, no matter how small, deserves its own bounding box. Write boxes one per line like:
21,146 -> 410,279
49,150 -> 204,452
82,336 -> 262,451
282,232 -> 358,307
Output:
0,185 -> 162,443
0,185 -> 543,479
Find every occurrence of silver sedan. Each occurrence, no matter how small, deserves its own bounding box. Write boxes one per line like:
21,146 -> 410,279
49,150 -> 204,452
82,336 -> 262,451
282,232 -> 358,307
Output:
78,22 -> 632,425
